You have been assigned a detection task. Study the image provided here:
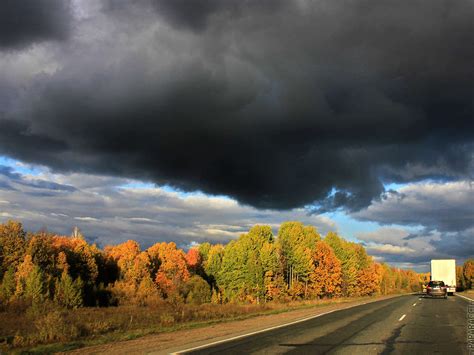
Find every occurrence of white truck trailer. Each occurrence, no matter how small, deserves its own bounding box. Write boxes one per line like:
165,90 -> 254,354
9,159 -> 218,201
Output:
430,259 -> 456,295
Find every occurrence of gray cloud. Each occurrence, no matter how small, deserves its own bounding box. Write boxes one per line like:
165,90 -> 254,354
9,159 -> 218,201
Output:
0,0 -> 472,211
431,229 -> 474,259
0,165 -> 75,192
357,227 -> 473,271
0,165 -> 336,249
151,0 -> 284,30
0,0 -> 71,49
353,181 -> 474,232
354,180 -> 474,268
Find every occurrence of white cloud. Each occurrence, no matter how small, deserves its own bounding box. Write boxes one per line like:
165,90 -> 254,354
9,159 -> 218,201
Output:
74,216 -> 100,222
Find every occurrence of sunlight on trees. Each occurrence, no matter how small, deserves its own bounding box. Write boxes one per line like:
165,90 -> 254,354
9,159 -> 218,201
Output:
0,219 -> 428,310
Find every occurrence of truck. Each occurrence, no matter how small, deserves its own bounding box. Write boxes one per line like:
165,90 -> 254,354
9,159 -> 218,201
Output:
430,259 -> 456,295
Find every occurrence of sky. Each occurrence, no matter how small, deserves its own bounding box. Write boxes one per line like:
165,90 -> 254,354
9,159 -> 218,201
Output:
0,0 -> 473,272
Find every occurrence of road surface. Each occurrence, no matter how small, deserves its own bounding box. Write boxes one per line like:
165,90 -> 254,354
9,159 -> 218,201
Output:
179,294 -> 469,354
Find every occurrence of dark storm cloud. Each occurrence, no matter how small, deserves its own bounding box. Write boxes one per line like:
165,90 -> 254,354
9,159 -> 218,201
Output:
0,0 -> 71,49
151,0 -> 283,30
0,0 -> 473,210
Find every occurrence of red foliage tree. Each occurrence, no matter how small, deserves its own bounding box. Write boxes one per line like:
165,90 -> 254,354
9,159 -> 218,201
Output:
186,248 -> 202,272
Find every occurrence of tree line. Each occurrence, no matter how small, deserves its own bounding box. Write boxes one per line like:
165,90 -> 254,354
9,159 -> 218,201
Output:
0,220 -> 427,309
456,261 -> 474,291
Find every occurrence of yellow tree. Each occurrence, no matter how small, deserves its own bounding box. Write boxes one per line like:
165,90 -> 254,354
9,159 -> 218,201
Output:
325,232 -> 358,296
463,259 -> 474,289
14,254 -> 35,297
0,220 -> 26,277
105,240 -> 141,280
105,240 -> 142,304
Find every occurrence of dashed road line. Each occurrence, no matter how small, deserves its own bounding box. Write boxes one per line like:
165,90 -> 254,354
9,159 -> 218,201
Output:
398,314 -> 406,321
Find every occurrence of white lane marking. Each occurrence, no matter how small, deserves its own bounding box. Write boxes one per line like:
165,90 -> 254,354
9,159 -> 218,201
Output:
455,293 -> 474,302
412,303 -> 416,306
170,308 -> 345,354
170,296 -> 409,354
398,314 -> 406,321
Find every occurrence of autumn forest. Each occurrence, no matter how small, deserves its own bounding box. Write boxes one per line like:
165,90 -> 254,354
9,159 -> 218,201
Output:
1,220 -> 424,310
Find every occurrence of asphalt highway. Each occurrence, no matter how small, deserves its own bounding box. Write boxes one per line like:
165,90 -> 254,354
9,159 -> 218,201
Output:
183,294 -> 469,354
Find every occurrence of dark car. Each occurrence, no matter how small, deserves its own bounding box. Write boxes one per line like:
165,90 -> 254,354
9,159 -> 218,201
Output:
426,280 -> 447,299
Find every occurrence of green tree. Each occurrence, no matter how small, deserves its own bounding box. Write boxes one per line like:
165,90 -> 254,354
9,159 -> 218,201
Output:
218,225 -> 276,303
278,222 -> 320,293
325,232 -> 358,296
24,265 -> 47,305
55,272 -> 84,309
217,240 -> 244,301
260,242 -> 285,301
198,242 -> 212,264
0,265 -> 16,302
205,244 -> 224,288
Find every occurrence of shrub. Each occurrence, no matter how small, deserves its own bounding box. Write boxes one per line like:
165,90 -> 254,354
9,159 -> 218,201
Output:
159,313 -> 175,327
34,310 -> 80,343
184,275 -> 211,305
82,320 -> 115,336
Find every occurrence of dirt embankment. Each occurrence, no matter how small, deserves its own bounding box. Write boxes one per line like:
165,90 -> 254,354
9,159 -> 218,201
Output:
64,294 -> 407,355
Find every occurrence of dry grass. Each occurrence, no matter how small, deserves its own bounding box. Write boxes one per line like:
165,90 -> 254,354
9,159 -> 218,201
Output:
463,289 -> 474,296
0,301 -> 276,352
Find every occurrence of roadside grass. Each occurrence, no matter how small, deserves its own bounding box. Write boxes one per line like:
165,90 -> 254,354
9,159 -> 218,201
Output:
1,294 -> 404,354
462,289 -> 474,298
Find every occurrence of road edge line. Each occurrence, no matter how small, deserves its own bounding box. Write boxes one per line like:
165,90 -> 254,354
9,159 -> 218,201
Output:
455,293 -> 474,302
170,294 -> 410,354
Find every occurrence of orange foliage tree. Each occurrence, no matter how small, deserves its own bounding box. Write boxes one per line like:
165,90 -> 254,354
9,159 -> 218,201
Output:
309,241 -> 342,298
463,259 -> 474,289
356,263 -> 382,296
147,242 -> 189,299
186,248 -> 202,272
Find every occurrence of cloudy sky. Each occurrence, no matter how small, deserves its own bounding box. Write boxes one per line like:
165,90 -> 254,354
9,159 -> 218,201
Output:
0,0 -> 472,271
